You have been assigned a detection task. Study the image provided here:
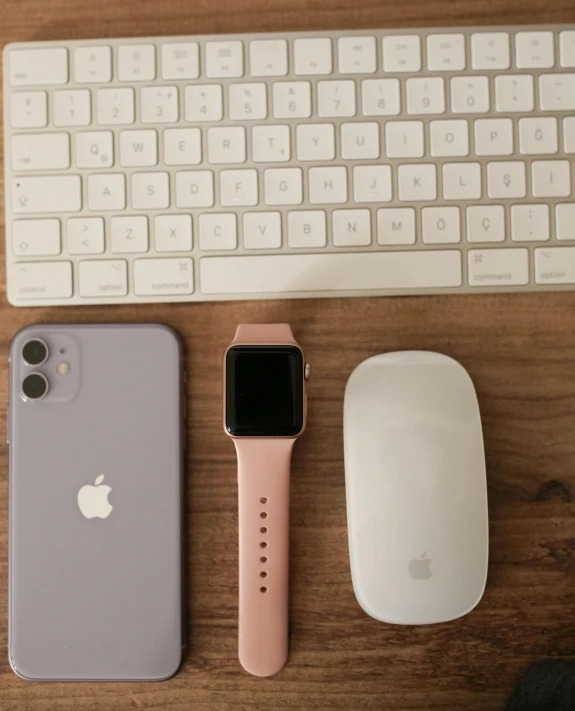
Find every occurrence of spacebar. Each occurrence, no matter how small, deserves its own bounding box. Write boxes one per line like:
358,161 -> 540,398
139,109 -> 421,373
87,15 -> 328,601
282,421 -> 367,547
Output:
200,251 -> 462,295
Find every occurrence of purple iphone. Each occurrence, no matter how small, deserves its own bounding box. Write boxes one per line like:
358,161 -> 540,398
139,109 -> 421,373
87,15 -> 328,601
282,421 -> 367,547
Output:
8,324 -> 184,681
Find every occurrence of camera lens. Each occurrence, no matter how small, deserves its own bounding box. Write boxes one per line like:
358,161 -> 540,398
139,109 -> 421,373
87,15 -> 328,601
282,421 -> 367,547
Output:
22,373 -> 49,400
22,339 -> 48,366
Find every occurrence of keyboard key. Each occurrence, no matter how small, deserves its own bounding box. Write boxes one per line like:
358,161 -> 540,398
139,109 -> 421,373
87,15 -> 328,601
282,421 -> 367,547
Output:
229,83 -> 267,121
511,204 -> 550,242
10,91 -> 47,128
53,89 -> 91,127
332,209 -> 371,246
185,85 -> 223,122
341,122 -> 379,160
287,211 -> 327,248
132,172 -> 170,209
118,44 -> 156,81
249,39 -> 288,77
495,75 -> 534,112
422,206 -> 461,244
397,164 -> 437,201
406,77 -> 445,115
111,215 -> 149,253
535,248 -> 575,284
450,76 -> 489,114
79,259 -> 128,297
164,128 -> 201,166
273,81 -> 311,119
296,123 -> 335,161
207,126 -> 246,164
161,42 -> 199,79
556,204 -> 575,240
76,131 -> 114,168
338,36 -> 376,74
361,78 -> 401,116
67,217 -> 105,254
97,88 -> 135,125
175,171 -> 214,208
515,31 -> 554,69
293,38 -> 332,75
155,214 -> 193,252
539,74 -> 575,111
11,261 -> 72,300
206,41 -> 244,78
13,219 -> 61,256
466,205 -> 505,243
382,35 -> 421,72
11,133 -> 70,172
560,30 -> 575,67
309,166 -> 347,204
353,165 -> 392,203
565,117 -> 575,153
200,251 -> 462,294
12,175 -> 81,214
133,258 -> 194,295
518,117 -> 558,155
220,169 -> 258,207
252,125 -> 290,162
9,48 -> 68,86
74,46 -> 112,83
426,34 -> 466,71
243,212 -> 282,249
468,249 -> 529,286
120,129 -> 158,167
430,119 -> 469,157
317,80 -> 356,117
385,121 -> 424,158
87,173 -> 126,211
442,162 -> 481,200
199,213 -> 237,250
471,32 -> 510,70
264,168 -> 303,205
487,161 -> 526,199
474,118 -> 513,156
141,86 -> 178,123
377,208 -> 416,245
531,160 -> 571,198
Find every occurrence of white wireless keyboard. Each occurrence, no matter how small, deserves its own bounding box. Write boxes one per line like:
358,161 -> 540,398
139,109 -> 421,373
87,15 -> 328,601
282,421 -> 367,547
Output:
3,24 -> 575,306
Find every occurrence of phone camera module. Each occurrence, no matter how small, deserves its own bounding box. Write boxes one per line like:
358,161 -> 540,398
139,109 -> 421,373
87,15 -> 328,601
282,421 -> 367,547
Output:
22,373 -> 49,401
22,339 -> 49,366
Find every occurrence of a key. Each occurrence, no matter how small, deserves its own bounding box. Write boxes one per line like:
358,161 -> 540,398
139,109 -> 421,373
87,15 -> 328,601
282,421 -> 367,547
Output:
207,126 -> 246,164
11,261 -> 72,300
9,48 -> 68,86
206,41 -> 244,78
10,91 -> 47,129
430,119 -> 469,157
155,215 -> 193,252
377,208 -> 416,245
118,44 -> 156,81
338,36 -> 377,74
11,133 -> 70,172
12,175 -> 81,214
397,164 -> 437,202
252,125 -> 290,162
317,80 -> 356,117
531,160 -> 571,198
199,213 -> 238,250
53,89 -> 91,127
76,131 -> 114,168
466,205 -> 506,243
287,211 -> 327,248
264,168 -> 303,205
471,32 -> 510,69
332,209 -> 371,246
175,171 -> 214,208
74,46 -> 112,83
13,219 -> 61,257
161,42 -> 199,80
487,161 -> 526,199
426,34 -> 466,71
341,122 -> 379,160
556,204 -> 575,240
468,249 -> 528,286
495,75 -> 534,112
111,215 -> 149,253
385,121 -> 424,158
119,129 -> 158,167
515,31 -> 555,69
219,169 -> 259,207
361,78 -> 401,116
450,76 -> 489,114
406,77 -> 445,115
535,248 -> 575,285
539,74 -> 575,111
164,128 -> 202,166
296,123 -> 336,161
511,204 -> 550,242
442,162 -> 481,200
565,117 -> 575,153
560,30 -> 575,67
273,82 -> 312,119
229,83 -> 267,121
132,172 -> 170,210
382,35 -> 421,72
141,86 -> 178,124
519,117 -> 558,155
67,217 -> 105,254
97,88 -> 135,125
249,39 -> 288,77
474,118 -> 514,156
133,258 -> 194,296
308,166 -> 348,204
293,38 -> 332,75
79,259 -> 128,298
185,85 -> 223,122
87,173 -> 126,211
243,212 -> 282,249
353,165 -> 392,203
422,206 -> 461,244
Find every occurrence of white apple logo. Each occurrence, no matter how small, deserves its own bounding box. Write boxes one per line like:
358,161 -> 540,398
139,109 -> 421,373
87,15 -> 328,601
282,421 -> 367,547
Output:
77,475 -> 113,520
408,553 -> 433,581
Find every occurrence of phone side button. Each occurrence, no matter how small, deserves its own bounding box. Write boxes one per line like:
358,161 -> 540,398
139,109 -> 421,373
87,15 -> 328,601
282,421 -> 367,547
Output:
6,405 -> 10,445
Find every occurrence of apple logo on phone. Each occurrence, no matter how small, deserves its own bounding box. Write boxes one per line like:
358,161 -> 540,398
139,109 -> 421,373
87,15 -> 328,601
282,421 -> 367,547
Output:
408,553 -> 433,580
77,475 -> 113,519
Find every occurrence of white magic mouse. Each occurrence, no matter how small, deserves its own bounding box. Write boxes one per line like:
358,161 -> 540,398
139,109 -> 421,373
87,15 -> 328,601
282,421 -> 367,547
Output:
344,351 -> 488,625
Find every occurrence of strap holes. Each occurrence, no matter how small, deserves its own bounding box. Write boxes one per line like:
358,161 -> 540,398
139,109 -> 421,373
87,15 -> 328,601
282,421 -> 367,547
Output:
260,556 -> 267,563
260,512 -> 267,519
260,586 -> 267,593
260,526 -> 267,534
260,571 -> 267,578
260,497 -> 267,504
260,542 -> 267,549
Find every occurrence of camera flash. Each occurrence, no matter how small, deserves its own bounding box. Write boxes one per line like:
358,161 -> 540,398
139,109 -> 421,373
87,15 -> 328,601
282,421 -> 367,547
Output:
56,362 -> 70,376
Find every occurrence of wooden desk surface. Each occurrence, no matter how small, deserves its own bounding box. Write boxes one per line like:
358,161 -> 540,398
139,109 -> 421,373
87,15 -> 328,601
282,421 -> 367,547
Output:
1,1 -> 575,709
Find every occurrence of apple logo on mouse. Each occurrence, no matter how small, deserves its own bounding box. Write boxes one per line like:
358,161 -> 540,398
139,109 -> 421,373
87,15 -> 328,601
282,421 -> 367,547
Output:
77,475 -> 113,520
408,552 -> 433,580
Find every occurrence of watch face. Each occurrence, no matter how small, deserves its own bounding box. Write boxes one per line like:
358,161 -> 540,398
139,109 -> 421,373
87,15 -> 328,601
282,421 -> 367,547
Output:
225,345 -> 305,437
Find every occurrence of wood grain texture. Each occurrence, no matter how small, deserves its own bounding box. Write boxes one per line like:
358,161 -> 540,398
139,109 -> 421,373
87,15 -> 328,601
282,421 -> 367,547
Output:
1,0 -> 575,709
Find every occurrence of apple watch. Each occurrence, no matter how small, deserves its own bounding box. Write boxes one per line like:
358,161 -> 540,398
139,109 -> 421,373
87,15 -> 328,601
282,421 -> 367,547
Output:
224,324 -> 308,677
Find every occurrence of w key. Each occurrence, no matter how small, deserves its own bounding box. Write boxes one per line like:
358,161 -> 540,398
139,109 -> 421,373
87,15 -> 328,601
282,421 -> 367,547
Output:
11,133 -> 70,172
